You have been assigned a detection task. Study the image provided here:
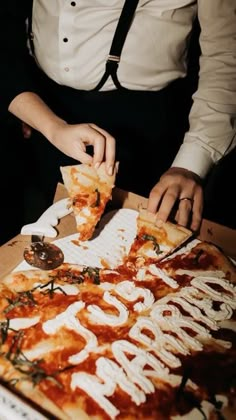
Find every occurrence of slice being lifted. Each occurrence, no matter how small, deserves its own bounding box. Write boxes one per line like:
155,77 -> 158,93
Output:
128,208 -> 193,266
60,163 -> 116,241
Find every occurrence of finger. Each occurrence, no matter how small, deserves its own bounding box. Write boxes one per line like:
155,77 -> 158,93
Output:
147,185 -> 166,213
190,187 -> 203,231
70,137 -> 92,164
174,209 -> 179,223
105,137 -> 116,175
90,124 -> 116,174
155,189 -> 179,223
85,125 -> 106,166
176,198 -> 193,227
75,149 -> 93,165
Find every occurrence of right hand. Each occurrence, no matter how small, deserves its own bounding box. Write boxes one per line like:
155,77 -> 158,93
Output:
147,167 -> 203,231
49,121 -> 116,175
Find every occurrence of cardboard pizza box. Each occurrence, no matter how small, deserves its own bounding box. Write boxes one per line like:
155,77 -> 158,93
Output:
0,183 -> 235,279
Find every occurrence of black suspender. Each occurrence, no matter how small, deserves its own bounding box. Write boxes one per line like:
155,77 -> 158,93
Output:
93,0 -> 139,91
29,0 -> 139,91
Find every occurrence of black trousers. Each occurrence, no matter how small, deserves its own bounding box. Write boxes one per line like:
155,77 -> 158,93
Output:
25,68 -> 193,219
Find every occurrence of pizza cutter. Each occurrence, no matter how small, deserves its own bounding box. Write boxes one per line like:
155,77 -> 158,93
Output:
21,198 -> 72,270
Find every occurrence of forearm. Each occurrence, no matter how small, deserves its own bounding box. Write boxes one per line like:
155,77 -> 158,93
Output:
172,100 -> 236,178
173,0 -> 236,178
9,92 -> 67,142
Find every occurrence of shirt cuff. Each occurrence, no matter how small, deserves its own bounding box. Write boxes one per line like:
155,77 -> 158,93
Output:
171,141 -> 214,179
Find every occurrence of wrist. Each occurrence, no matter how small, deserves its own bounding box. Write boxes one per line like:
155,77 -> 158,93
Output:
42,117 -> 67,144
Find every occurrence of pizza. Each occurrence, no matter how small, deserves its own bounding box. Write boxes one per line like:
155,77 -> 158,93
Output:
0,233 -> 236,419
128,209 -> 193,267
60,163 -> 117,241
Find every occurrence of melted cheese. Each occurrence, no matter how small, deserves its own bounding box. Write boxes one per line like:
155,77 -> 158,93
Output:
99,281 -> 155,312
43,301 -> 98,364
180,286 -> 233,321
156,293 -> 217,330
151,304 -> 210,352
112,340 -> 169,393
88,291 -> 129,326
191,276 -> 236,309
114,281 -> 155,312
71,356 -> 146,419
9,316 -> 40,330
129,316 -> 182,368
137,264 -> 179,289
75,206 -> 91,225
23,340 -> 59,360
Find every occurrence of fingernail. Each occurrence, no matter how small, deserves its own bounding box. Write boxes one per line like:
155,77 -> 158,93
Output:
94,162 -> 100,170
108,166 -> 113,176
155,219 -> 163,228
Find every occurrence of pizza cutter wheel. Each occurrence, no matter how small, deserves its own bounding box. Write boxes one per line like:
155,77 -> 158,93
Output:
24,235 -> 64,270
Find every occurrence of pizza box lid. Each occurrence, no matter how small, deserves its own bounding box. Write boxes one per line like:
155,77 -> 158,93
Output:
0,183 -> 235,279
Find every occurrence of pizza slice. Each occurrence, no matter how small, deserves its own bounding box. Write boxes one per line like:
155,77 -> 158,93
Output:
60,162 -> 117,241
128,208 -> 193,266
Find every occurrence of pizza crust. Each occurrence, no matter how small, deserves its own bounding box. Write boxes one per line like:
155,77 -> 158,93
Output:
0,356 -> 69,419
2,269 -> 50,292
128,209 -> 193,265
137,209 -> 192,245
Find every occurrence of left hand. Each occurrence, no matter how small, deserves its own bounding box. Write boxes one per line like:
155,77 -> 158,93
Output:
147,167 -> 203,231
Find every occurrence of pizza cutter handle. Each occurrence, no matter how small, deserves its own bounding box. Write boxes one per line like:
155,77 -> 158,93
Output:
20,198 -> 72,238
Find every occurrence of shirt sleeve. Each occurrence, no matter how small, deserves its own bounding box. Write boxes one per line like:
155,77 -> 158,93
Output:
172,0 -> 236,178
0,1 -> 36,115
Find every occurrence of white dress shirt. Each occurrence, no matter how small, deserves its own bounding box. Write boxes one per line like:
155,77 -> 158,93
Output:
32,0 -> 236,178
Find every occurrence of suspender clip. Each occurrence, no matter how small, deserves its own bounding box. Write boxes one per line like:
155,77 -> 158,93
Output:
107,55 -> 120,63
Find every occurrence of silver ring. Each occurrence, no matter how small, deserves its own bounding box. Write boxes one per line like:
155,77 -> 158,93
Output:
179,197 -> 193,203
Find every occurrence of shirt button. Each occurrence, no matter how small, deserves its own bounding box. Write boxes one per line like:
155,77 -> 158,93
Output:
63,37 -> 68,42
71,1 -> 76,6
64,67 -> 70,72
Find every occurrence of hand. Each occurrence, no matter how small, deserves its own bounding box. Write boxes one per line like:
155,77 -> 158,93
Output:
48,121 -> 116,175
147,167 -> 203,231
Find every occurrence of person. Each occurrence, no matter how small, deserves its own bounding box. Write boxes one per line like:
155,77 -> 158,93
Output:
0,1 -> 235,234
